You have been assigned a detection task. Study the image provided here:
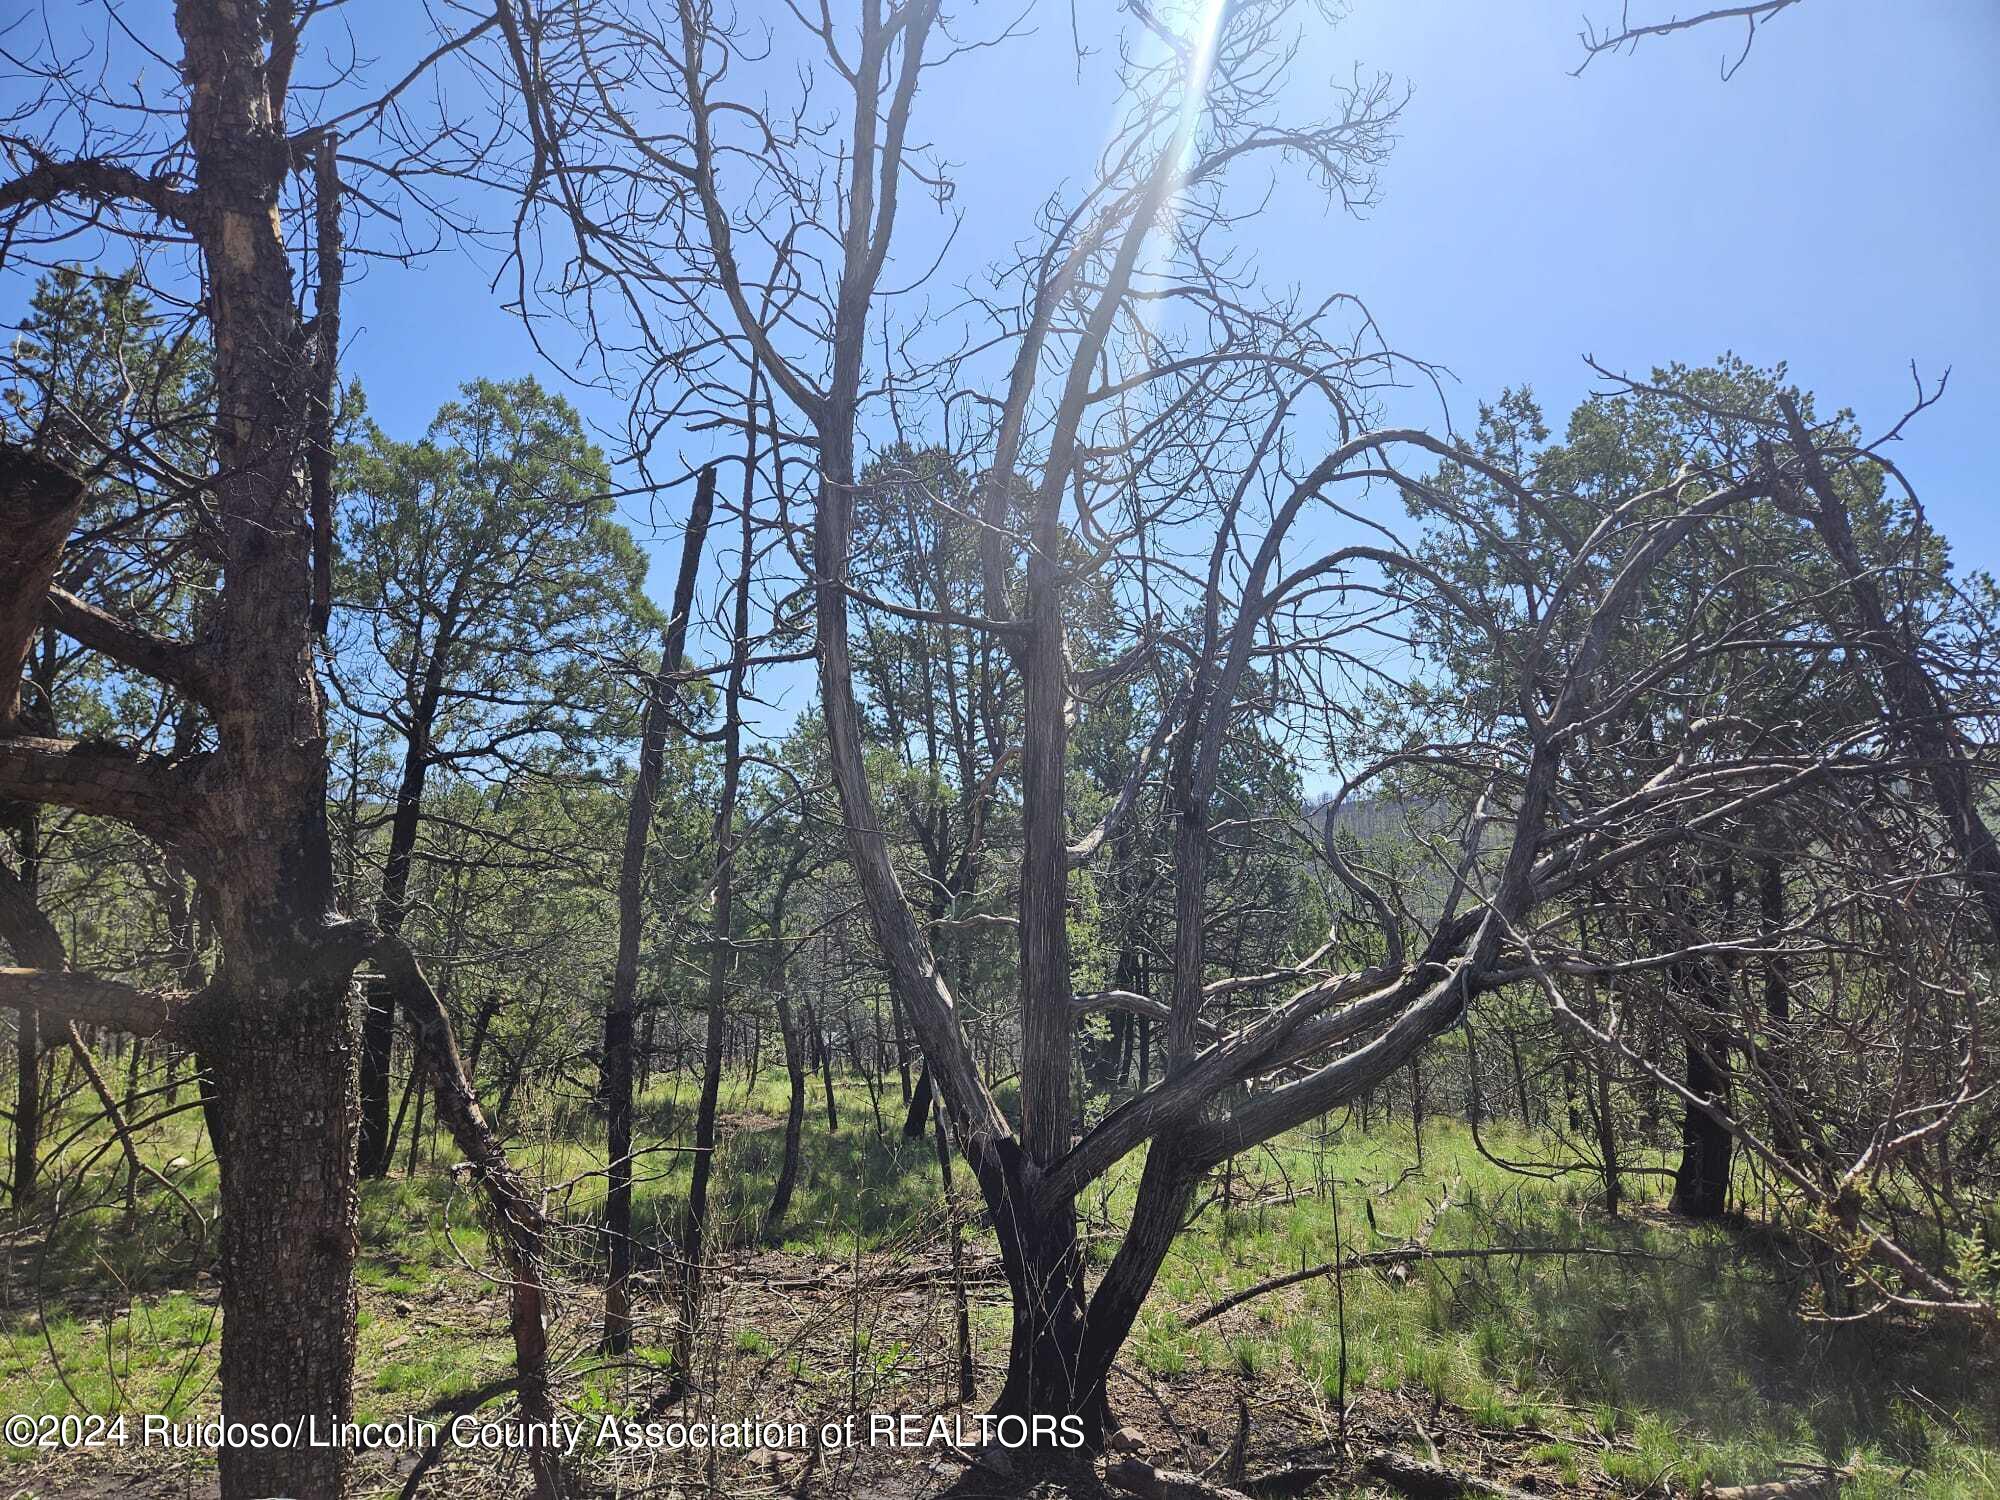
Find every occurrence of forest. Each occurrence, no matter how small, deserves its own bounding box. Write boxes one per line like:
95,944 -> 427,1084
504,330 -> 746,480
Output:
0,1 -> 1995,1498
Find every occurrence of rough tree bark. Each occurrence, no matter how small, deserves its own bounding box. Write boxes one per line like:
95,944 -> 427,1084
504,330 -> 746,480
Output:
1,825 -> 56,1208
0,4 -> 546,1488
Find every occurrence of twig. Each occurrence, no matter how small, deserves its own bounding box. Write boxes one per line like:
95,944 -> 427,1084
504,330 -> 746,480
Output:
1190,1244 -> 1674,1326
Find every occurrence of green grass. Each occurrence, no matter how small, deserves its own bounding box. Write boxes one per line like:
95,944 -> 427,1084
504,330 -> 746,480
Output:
1078,1115 -> 1999,1496
1,1052 -> 1996,1495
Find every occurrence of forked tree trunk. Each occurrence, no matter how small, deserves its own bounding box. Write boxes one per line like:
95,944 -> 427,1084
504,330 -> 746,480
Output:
976,1143 -> 1103,1435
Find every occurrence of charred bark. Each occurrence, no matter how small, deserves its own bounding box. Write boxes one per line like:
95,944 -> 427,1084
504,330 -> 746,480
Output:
603,464 -> 713,1353
1670,1026 -> 1734,1219
678,438 -> 756,1377
766,994 -> 807,1239
0,832 -> 61,1207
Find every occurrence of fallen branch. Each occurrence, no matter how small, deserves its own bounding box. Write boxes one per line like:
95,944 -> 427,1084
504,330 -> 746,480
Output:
1190,1244 -> 1673,1326
1700,1470 -> 1853,1500
398,1376 -> 521,1500
1106,1455 -> 1256,1500
1363,1447 -> 1540,1500
753,1260 -> 1008,1293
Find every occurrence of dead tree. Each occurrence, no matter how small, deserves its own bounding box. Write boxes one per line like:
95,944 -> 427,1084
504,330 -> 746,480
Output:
1773,393 -> 2000,948
761,842 -> 814,1240
0,4 -> 569,1492
678,418 -> 762,1374
1575,1 -> 1807,77
603,464 -> 714,1351
492,0 -> 1900,1440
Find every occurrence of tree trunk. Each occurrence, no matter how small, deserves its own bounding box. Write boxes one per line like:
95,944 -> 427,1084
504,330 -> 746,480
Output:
679,443 -> 753,1378
1668,864 -> 1734,1221
1670,1026 -> 1733,1219
465,992 -> 500,1086
202,966 -> 359,1500
978,1143 -> 1105,1440
174,2 -> 365,1479
11,1002 -> 37,1207
932,1093 -> 976,1403
376,936 -> 566,1497
813,1001 -> 839,1131
1067,1141 -> 1202,1439
602,466 -> 713,1354
1594,1050 -> 1621,1219
766,995 -> 807,1240
357,976 -> 397,1177
889,982 -> 913,1107
1,824 -> 61,1208
903,1062 -> 933,1139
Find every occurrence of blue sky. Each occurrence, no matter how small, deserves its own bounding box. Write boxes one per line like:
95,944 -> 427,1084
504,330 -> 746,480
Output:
7,1 -> 1990,595
327,1 -> 1996,598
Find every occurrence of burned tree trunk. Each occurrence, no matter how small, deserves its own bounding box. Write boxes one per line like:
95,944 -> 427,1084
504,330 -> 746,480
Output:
767,994 -> 808,1239
602,465 -> 713,1353
0,828 -> 60,1207
679,436 -> 757,1374
158,11 -> 363,1493
1670,1026 -> 1734,1219
0,7 -> 373,1488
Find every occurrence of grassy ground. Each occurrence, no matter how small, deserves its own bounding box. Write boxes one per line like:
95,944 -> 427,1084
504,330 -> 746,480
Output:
0,1059 -> 1995,1497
